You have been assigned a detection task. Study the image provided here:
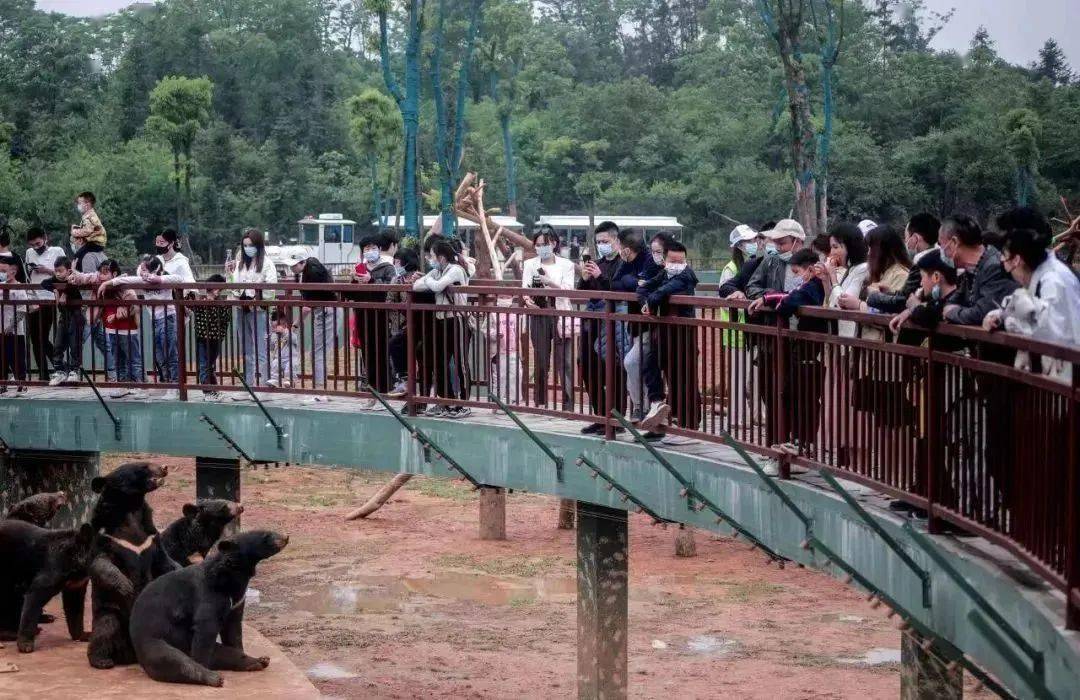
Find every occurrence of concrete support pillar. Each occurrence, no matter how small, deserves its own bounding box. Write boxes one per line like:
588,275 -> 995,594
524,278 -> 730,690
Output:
558,498 -> 576,529
576,502 -> 628,700
0,450 -> 99,528
478,487 -> 506,540
674,524 -> 697,558
901,630 -> 962,700
195,456 -> 241,535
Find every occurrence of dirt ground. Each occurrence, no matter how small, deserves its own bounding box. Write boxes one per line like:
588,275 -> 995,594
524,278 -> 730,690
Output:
110,454 -> 991,699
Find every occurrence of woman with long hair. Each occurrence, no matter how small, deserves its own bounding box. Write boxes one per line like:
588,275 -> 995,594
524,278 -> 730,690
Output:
818,222 -> 869,339
225,228 -> 278,391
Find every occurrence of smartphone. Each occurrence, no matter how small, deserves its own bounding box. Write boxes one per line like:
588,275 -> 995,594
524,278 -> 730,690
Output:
581,254 -> 592,264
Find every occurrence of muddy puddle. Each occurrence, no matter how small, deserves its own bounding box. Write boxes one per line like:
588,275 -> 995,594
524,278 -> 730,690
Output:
284,572 -> 577,615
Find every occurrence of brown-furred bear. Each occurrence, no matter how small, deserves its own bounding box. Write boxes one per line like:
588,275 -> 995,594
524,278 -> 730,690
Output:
5,491 -> 68,527
161,500 -> 243,566
130,530 -> 288,686
86,462 -> 180,669
0,519 -> 94,652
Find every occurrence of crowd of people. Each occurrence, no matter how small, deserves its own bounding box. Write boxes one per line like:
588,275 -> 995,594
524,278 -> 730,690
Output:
1,193 -> 1079,449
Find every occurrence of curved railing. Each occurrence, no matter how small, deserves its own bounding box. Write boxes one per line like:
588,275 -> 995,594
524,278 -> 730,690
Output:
1,279 -> 1077,627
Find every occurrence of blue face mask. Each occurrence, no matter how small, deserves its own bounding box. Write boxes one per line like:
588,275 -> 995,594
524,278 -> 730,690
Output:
931,284 -> 942,301
364,249 -> 380,264
394,265 -> 406,277
243,245 -> 258,258
536,245 -> 554,259
596,242 -> 613,257
743,242 -> 758,258
778,250 -> 793,263
764,242 -> 778,257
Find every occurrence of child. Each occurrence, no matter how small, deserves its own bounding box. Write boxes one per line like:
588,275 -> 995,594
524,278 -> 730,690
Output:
105,255 -> 185,398
41,256 -> 86,386
192,274 -> 232,401
268,309 -> 298,389
70,191 -> 107,274
0,253 -> 33,395
95,260 -> 144,397
748,248 -> 826,331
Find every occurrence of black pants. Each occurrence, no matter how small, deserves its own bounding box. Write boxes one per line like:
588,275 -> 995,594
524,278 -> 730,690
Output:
26,307 -> 55,380
656,323 -> 701,430
356,309 -> 391,392
1,335 -> 28,381
388,330 -> 407,381
431,317 -> 465,400
579,321 -> 625,420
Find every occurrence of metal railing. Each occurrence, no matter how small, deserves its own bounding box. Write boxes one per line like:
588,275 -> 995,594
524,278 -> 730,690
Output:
1,279 -> 1077,628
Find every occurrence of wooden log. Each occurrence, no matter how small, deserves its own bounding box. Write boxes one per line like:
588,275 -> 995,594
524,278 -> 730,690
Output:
345,473 -> 413,520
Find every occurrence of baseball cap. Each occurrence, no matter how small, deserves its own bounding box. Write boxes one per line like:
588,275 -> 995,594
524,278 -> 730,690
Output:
281,254 -> 306,269
762,219 -> 806,241
857,219 -> 878,237
728,224 -> 758,247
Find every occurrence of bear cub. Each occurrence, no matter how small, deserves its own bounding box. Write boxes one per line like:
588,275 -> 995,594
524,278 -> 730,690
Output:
5,491 -> 68,528
161,500 -> 243,566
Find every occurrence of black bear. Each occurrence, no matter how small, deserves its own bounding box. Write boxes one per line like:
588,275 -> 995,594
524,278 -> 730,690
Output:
86,461 -> 180,669
0,519 -> 95,652
130,530 -> 288,686
161,500 -> 243,566
5,491 -> 68,527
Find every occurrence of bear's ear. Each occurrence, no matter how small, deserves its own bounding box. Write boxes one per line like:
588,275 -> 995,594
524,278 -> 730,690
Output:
76,523 -> 95,543
91,477 -> 106,493
182,503 -> 200,519
217,539 -> 237,553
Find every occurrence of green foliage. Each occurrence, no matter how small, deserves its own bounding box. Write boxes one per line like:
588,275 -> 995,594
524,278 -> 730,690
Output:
145,76 -> 214,159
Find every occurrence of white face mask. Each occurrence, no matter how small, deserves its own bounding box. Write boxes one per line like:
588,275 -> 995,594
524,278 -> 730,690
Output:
0,272 -> 7,283
652,251 -> 664,265
742,242 -> 758,258
363,249 -> 380,264
596,242 -> 613,257
536,244 -> 554,259
778,250 -> 793,263
243,245 -> 258,258
665,262 -> 687,276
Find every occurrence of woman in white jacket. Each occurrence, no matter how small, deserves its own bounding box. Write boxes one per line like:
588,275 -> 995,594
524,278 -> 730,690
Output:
226,229 -> 278,389
412,239 -> 471,418
816,222 -> 869,338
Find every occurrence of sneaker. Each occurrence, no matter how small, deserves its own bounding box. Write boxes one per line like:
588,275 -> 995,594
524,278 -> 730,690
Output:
15,385 -> 27,396
424,404 -> 446,417
203,391 -> 223,402
641,431 -> 664,442
266,379 -> 280,388
760,459 -> 780,477
580,423 -> 604,435
445,406 -> 472,419
387,381 -> 407,398
108,388 -> 132,398
359,398 -> 377,409
48,373 -> 67,387
640,402 -> 671,432
67,370 -> 82,384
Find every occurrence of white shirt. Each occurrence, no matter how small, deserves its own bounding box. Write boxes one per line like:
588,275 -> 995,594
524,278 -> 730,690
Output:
828,262 -> 869,338
229,255 -> 279,299
521,255 -> 576,311
1028,256 -> 1080,348
413,264 -> 469,318
109,273 -> 186,318
0,288 -> 29,335
25,245 -> 66,300
158,252 -> 195,283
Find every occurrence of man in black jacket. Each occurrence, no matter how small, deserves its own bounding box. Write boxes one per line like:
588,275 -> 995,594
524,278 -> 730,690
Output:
578,221 -> 626,434
866,212 -> 940,313
350,233 -> 398,397
939,216 -> 1018,327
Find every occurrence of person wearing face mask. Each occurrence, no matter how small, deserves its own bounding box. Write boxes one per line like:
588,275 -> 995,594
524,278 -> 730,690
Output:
888,249 -> 963,342
24,227 -> 66,383
637,241 -> 701,438
225,228 -> 278,391
413,240 -> 471,418
0,253 -> 34,395
348,233 -> 398,400
386,248 -> 420,397
69,191 -> 108,274
154,229 -> 195,283
864,213 -> 939,314
746,219 -> 807,303
718,222 -> 772,300
284,254 -> 336,399
577,221 -> 627,433
612,229 -> 662,432
520,227 -> 576,410
936,215 -> 1018,327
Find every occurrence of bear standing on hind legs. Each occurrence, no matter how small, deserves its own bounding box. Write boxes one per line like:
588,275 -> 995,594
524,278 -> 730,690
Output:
86,462 -> 180,669
130,530 -> 288,686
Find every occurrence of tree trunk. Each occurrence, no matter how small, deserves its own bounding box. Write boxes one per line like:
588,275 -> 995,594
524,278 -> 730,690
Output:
500,111 -> 518,218
173,149 -> 182,231
402,1 -> 422,240
345,473 -> 413,520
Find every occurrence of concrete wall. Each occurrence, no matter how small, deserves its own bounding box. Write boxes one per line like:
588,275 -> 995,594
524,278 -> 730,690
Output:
1,398 -> 1076,697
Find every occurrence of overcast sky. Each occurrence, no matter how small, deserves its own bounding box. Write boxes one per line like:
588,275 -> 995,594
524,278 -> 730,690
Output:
35,0 -> 1080,69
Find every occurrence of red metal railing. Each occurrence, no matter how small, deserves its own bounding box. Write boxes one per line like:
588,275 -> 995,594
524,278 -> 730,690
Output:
1,280 -> 1077,627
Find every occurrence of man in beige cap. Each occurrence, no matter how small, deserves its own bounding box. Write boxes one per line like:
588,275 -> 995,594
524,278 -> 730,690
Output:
746,218 -> 806,300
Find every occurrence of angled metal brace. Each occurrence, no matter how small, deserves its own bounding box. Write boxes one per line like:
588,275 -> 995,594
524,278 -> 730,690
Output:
0,432 -> 10,455
575,455 -> 669,525
80,369 -> 121,441
807,535 -> 1016,700
232,369 -> 286,450
904,522 -> 1043,678
199,413 -> 257,465
368,386 -> 483,489
968,610 -> 1053,700
488,392 -> 564,482
611,412 -> 785,564
714,427 -> 813,532
820,470 -> 932,609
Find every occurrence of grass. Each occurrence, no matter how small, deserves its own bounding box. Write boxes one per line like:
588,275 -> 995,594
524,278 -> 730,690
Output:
716,580 -> 787,603
408,477 -> 478,502
434,553 -> 567,578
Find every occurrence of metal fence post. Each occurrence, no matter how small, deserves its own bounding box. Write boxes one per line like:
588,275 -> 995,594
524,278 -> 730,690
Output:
405,289 -> 417,417
925,336 -> 943,535
1067,368 -> 1079,630
604,300 -> 616,441
176,294 -> 188,401
774,316 -> 790,479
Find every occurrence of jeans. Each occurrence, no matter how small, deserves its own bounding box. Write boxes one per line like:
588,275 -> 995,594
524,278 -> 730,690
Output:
83,320 -> 108,373
310,307 -> 336,387
52,311 -> 85,374
105,332 -> 144,382
153,313 -> 179,383
623,329 -> 662,417
237,307 -> 269,385
269,331 -> 299,385
196,339 -> 222,386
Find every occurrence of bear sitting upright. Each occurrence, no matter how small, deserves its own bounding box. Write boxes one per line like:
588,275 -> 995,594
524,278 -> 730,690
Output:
130,530 -> 288,686
86,462 -> 180,669
5,491 -> 68,528
161,500 -> 243,566
0,519 -> 95,652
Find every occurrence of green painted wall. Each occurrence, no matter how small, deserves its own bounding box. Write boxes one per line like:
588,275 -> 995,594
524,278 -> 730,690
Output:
1,398 -> 1077,698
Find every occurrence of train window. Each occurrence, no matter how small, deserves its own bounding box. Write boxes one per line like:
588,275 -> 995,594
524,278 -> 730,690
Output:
342,224 -> 354,243
324,225 -> 342,243
301,224 -> 319,244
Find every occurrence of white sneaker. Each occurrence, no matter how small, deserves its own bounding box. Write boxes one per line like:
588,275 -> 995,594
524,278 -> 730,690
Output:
48,373 -> 66,386
761,460 -> 780,477
358,398 -> 377,409
67,370 -> 81,384
108,388 -> 132,398
640,402 -> 671,432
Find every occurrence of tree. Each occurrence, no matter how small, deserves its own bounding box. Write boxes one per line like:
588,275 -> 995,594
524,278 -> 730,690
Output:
347,89 -> 402,231
1004,108 -> 1041,206
145,75 -> 214,242
968,25 -> 997,68
1030,39 -> 1072,87
368,0 -> 425,240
